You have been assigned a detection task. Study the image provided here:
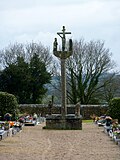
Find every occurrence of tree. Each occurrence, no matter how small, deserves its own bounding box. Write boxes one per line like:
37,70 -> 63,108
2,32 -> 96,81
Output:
0,42 -> 52,70
108,98 -> 120,123
97,74 -> 120,104
0,57 -> 30,103
25,42 -> 52,67
66,39 -> 115,104
0,43 -> 25,68
0,92 -> 19,120
0,43 -> 51,104
28,53 -> 51,103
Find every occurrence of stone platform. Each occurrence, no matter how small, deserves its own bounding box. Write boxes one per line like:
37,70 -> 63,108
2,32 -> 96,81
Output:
45,114 -> 82,130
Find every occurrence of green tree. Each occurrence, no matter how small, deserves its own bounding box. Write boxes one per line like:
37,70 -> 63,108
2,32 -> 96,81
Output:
0,54 -> 51,104
97,74 -> 120,104
0,92 -> 19,120
0,57 -> 30,103
0,42 -> 52,104
28,53 -> 51,103
108,98 -> 120,123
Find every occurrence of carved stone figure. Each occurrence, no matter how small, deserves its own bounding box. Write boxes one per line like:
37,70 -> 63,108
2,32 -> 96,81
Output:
53,38 -> 58,51
48,100 -> 53,115
75,102 -> 81,117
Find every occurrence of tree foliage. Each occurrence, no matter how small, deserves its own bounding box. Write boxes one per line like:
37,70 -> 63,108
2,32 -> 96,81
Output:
97,74 -> 120,104
0,57 -> 29,102
108,98 -> 120,123
0,92 -> 19,120
28,53 -> 51,103
0,43 -> 52,104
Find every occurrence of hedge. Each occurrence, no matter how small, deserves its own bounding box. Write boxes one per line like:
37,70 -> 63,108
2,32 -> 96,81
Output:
108,97 -> 120,123
0,92 -> 19,120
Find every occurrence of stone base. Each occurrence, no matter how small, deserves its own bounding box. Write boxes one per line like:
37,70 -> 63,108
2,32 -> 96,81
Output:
44,114 -> 82,130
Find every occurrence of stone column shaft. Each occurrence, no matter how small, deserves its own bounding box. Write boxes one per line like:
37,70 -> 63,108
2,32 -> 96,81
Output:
61,58 -> 67,116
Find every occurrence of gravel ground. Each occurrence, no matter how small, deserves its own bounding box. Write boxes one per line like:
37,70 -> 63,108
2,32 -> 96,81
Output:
0,122 -> 120,160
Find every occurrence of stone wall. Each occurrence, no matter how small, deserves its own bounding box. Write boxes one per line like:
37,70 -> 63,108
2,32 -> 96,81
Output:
45,115 -> 82,130
19,104 -> 108,119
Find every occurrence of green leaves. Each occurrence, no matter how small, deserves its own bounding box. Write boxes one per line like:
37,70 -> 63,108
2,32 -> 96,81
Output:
0,53 -> 51,104
0,92 -> 18,120
108,98 -> 120,122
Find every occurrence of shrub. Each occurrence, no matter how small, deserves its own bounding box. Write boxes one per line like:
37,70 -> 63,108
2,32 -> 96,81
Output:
108,97 -> 120,123
0,92 -> 19,120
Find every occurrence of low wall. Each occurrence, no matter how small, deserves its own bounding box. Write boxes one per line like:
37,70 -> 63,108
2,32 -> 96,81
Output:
19,104 -> 108,120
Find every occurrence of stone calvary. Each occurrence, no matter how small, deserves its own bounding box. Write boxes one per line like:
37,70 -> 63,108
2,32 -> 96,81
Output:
45,26 -> 82,130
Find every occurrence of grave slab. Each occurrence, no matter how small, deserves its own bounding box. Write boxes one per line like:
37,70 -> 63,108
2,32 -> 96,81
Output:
0,130 -> 8,140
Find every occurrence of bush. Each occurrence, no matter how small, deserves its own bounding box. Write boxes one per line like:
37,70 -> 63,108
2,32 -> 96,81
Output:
108,97 -> 120,123
0,92 -> 19,120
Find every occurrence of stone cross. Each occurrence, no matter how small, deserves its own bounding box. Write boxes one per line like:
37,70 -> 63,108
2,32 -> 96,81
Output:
53,26 -> 72,116
57,26 -> 71,51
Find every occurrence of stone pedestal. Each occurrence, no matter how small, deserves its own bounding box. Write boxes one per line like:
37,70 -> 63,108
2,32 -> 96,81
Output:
44,114 -> 82,130
49,27 -> 82,130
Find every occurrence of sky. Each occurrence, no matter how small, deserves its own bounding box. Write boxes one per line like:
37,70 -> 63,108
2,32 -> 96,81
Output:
0,0 -> 120,70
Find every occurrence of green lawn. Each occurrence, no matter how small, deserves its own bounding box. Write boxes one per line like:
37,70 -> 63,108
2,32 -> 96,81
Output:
82,119 -> 93,123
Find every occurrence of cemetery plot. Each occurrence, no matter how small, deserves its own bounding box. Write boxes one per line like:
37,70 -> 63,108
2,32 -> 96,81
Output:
24,115 -> 37,126
0,113 -> 42,141
0,129 -> 8,140
0,120 -> 24,141
95,115 -> 120,147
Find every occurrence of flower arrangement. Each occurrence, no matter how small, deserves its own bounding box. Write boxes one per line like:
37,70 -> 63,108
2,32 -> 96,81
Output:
113,130 -> 120,139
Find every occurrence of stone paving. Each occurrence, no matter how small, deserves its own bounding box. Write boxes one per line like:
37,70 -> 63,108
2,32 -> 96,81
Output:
0,122 -> 120,160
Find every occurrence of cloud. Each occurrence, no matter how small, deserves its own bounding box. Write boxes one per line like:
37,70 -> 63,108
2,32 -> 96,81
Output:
0,0 -> 120,70
13,32 -> 55,47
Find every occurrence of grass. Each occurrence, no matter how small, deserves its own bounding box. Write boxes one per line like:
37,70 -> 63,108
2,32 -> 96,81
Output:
82,119 -> 93,123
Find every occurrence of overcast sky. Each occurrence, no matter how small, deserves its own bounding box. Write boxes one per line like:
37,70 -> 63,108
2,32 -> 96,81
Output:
0,0 -> 120,70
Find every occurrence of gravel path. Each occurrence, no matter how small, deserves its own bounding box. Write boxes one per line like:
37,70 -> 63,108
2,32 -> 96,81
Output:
0,122 -> 120,160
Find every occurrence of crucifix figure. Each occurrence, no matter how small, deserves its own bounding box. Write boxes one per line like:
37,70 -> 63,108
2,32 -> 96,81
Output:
57,26 -> 71,52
